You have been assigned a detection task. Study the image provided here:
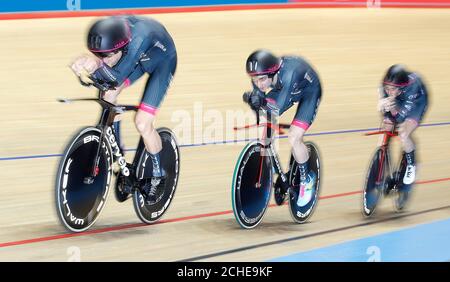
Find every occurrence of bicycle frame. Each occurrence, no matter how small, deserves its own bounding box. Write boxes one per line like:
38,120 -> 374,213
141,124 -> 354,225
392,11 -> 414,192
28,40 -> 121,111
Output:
234,110 -> 290,187
59,90 -> 137,184
365,125 -> 398,185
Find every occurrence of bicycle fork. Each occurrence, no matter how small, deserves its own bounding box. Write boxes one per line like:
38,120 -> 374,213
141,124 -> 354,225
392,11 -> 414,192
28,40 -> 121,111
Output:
84,106 -> 129,184
255,143 -> 289,188
84,109 -> 110,184
376,146 -> 395,196
376,129 -> 395,186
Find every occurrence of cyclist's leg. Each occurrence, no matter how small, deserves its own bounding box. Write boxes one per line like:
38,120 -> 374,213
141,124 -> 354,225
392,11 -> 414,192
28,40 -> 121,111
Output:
398,100 -> 427,184
135,53 -> 177,179
289,83 -> 321,168
399,98 -> 427,153
289,83 -> 321,206
399,119 -> 418,154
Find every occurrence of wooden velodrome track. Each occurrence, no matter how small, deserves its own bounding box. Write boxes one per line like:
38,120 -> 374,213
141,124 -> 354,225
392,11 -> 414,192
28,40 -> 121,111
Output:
0,8 -> 449,261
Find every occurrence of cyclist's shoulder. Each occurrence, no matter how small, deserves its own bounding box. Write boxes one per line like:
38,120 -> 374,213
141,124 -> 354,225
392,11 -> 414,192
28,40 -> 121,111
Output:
404,73 -> 427,95
280,62 -> 315,88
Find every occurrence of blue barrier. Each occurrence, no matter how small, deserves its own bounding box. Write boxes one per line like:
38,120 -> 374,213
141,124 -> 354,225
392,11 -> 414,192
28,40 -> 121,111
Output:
0,0 -> 288,13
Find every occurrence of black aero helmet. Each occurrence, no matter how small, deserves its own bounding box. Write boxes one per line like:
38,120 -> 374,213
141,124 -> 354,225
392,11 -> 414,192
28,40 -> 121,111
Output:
383,64 -> 411,87
246,49 -> 281,76
87,17 -> 131,57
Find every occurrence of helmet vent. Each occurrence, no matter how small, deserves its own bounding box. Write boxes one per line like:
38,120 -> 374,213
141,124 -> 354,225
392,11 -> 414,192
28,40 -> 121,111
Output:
89,35 -> 102,50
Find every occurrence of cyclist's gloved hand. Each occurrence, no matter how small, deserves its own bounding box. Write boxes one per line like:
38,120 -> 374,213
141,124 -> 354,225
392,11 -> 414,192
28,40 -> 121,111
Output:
243,91 -> 251,103
378,97 -> 396,113
243,90 -> 266,111
70,55 -> 101,77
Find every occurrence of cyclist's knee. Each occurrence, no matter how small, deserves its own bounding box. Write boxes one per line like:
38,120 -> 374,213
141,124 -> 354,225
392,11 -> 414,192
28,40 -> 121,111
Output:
135,120 -> 147,135
288,126 -> 305,147
135,111 -> 155,135
398,128 -> 414,151
399,130 -> 409,142
399,119 -> 418,142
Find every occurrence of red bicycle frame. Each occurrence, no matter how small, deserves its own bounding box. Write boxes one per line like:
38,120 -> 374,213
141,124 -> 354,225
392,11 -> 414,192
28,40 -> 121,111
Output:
234,111 -> 290,188
365,127 -> 398,184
